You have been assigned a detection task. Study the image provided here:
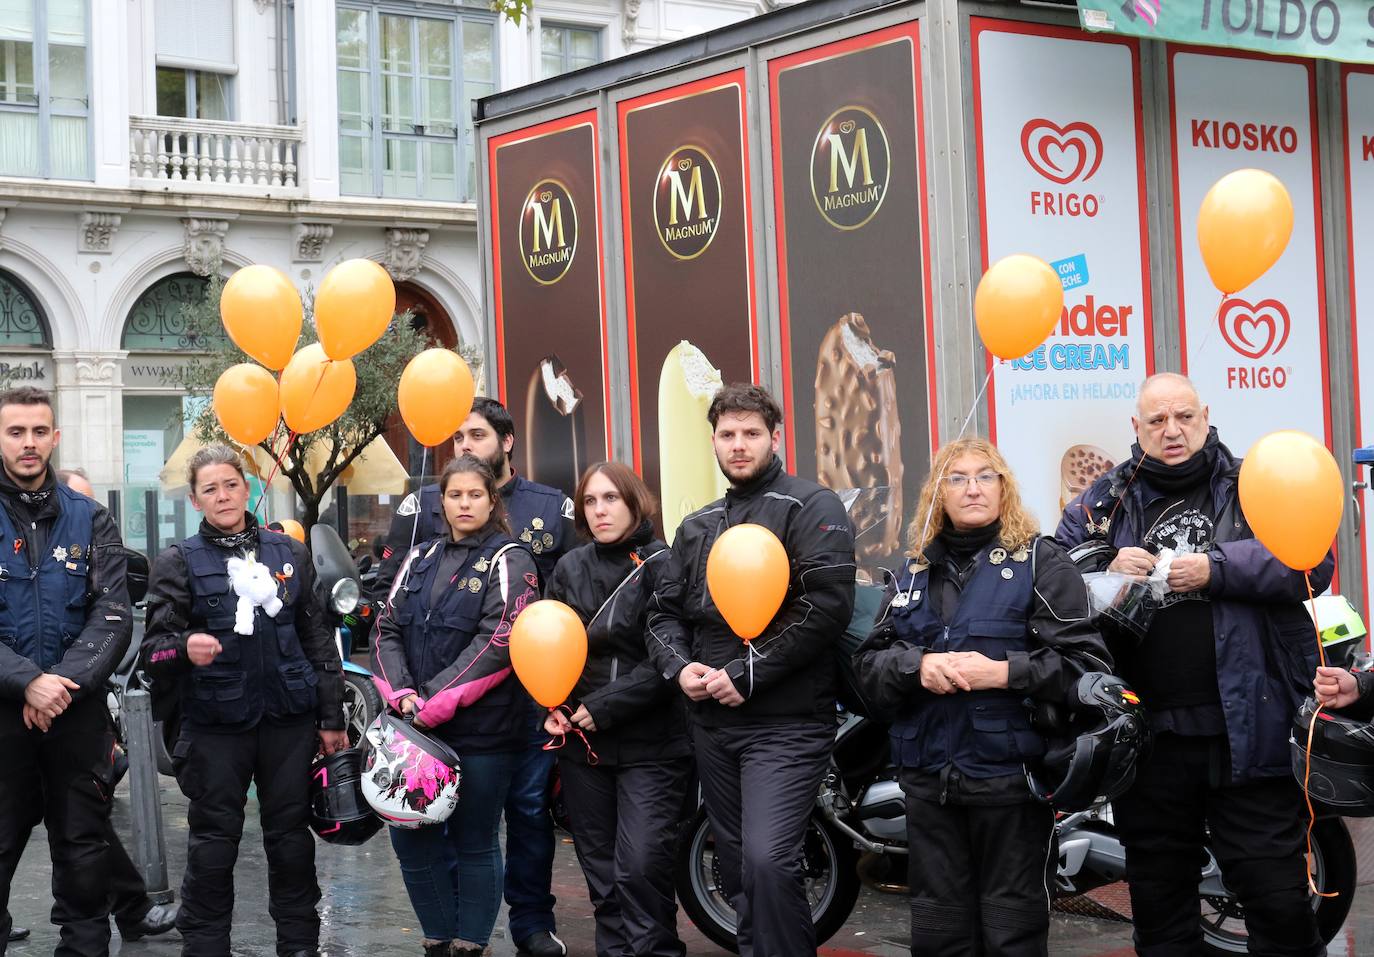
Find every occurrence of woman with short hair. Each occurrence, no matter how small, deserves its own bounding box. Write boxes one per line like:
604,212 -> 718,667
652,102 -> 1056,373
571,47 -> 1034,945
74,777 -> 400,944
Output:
141,443 -> 346,957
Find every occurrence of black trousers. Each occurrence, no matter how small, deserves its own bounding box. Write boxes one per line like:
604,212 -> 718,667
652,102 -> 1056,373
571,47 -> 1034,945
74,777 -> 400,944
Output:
173,716 -> 320,957
903,780 -> 1054,957
559,756 -> 691,957
1115,733 -> 1323,957
107,819 -> 152,927
692,721 -> 833,957
0,695 -> 116,957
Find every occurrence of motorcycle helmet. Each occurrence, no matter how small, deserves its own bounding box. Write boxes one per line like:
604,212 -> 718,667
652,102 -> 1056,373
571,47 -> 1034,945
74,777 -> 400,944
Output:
359,713 -> 461,828
1291,697 -> 1374,816
1027,672 -> 1151,812
1069,540 -> 1159,646
309,748 -> 383,845
1306,595 -> 1368,670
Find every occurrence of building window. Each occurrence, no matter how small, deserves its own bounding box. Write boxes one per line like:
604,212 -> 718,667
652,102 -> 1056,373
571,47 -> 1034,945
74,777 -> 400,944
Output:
156,68 -> 233,121
337,4 -> 495,202
0,0 -> 89,180
0,270 -> 49,348
121,273 -> 220,351
540,23 -> 600,79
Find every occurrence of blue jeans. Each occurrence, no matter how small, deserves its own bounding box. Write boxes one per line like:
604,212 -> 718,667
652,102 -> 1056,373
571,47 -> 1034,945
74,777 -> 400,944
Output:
389,750 -> 519,945
504,727 -> 558,942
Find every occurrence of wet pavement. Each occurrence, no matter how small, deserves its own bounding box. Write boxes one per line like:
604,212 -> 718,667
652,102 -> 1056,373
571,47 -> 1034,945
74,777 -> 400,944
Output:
8,777 -> 1374,956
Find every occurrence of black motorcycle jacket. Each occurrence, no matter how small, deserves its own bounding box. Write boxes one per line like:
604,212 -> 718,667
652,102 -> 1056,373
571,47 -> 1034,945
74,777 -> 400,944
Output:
645,457 -> 857,727
141,513 -> 344,731
545,520 -> 689,765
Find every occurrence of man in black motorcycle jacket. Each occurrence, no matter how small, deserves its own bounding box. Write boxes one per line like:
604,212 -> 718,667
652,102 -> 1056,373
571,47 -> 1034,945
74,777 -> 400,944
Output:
646,383 -> 856,957
1057,373 -> 1331,957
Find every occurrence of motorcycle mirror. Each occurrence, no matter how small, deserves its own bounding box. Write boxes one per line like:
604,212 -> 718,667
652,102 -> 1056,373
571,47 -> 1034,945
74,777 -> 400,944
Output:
310,523 -> 360,608
123,547 -> 149,605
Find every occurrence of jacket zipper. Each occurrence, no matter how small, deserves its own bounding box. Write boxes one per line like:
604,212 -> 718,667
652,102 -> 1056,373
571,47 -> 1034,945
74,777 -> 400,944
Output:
30,521 -> 44,666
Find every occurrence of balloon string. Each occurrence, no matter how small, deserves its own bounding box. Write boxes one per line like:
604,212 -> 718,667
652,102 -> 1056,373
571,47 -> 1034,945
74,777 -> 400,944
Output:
1195,292 -> 1228,356
406,445 -> 430,557
252,429 -> 297,523
542,706 -> 599,765
1302,570 -> 1337,898
910,364 -> 994,569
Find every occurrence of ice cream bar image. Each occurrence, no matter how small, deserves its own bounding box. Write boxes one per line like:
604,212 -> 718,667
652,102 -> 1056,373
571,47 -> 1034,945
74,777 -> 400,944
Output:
815,313 -> 903,563
1060,444 -> 1115,512
524,354 -> 586,499
659,340 -> 728,544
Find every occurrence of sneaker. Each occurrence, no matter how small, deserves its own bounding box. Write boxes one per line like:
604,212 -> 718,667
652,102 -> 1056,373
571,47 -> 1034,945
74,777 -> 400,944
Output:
515,931 -> 566,957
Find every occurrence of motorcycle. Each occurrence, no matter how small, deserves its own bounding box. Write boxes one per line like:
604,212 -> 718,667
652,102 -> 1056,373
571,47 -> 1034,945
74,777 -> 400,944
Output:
310,522 -> 383,745
106,546 -> 181,776
674,601 -> 1359,955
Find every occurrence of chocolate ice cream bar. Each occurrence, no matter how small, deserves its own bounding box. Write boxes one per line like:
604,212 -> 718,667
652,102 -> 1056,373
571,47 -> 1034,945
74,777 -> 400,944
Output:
815,313 -> 903,562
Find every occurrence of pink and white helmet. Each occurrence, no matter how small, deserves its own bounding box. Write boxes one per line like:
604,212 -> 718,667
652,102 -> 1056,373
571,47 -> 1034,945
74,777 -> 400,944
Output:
359,713 -> 461,828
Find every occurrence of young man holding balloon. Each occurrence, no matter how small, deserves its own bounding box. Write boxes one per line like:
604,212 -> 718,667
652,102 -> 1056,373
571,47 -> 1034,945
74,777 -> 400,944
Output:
1056,373 -> 1332,957
646,383 -> 856,957
376,396 -> 573,957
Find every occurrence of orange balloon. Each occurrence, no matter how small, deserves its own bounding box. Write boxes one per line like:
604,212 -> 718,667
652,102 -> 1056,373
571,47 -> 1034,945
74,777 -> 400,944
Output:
278,519 -> 305,543
1198,169 -> 1294,294
279,343 -> 357,433
220,265 -> 303,370
315,259 -> 397,361
510,600 -> 588,708
213,363 -> 280,445
399,349 -> 476,446
1238,430 -> 1343,571
973,254 -> 1064,360
707,524 -> 790,642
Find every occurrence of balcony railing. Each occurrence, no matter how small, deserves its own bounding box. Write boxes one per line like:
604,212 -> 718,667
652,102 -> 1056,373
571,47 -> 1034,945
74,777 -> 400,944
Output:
129,115 -> 303,196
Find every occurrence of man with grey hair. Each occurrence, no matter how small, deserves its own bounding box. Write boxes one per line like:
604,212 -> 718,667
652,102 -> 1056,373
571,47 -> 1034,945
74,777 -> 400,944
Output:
1057,372 -> 1330,956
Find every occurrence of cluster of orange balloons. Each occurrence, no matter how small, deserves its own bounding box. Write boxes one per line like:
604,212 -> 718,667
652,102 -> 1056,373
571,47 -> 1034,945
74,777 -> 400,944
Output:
214,259 -> 396,446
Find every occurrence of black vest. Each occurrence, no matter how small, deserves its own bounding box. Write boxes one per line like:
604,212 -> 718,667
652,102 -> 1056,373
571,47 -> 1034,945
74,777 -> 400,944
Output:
888,543 -> 1045,778
392,532 -> 525,754
179,531 -> 316,728
0,484 -> 95,668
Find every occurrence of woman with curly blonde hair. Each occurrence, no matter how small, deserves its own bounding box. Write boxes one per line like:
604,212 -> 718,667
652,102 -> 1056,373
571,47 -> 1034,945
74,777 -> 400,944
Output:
855,437 -> 1111,957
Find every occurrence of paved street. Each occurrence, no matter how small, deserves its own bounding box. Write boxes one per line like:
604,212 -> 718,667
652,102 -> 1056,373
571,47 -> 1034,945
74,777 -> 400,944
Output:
8,777 -> 1374,956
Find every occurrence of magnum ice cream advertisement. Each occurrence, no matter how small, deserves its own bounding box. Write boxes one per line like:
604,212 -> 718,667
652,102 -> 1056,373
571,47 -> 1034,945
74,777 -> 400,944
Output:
618,73 -> 758,541
769,24 -> 932,573
489,112 -> 610,498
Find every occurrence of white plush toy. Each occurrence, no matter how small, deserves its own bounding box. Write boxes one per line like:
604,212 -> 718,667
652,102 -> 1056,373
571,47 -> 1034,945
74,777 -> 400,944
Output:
226,553 -> 284,636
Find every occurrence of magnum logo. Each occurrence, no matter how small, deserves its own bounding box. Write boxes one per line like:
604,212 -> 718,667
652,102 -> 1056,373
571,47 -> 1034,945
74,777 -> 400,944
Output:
519,179 -> 577,285
811,106 -> 891,230
653,146 -> 722,260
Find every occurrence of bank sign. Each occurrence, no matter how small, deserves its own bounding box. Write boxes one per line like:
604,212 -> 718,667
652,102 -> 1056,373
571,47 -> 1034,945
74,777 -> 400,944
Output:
1080,0 -> 1374,65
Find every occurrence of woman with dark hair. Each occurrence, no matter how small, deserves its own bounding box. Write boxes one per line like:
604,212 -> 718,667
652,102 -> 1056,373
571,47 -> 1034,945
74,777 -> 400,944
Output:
543,462 -> 690,957
372,454 -> 539,957
140,443 -> 346,957
854,438 -> 1111,957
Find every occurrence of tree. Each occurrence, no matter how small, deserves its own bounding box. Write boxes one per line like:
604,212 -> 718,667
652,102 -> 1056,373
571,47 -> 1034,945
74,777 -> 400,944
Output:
492,0 -> 534,25
168,270 -> 482,529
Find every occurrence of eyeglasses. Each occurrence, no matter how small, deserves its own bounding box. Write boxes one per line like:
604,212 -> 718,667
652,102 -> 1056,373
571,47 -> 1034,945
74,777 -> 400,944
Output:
944,471 -> 1001,490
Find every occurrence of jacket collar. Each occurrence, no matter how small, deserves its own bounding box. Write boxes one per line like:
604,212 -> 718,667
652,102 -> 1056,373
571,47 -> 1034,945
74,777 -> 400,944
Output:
725,456 -> 783,502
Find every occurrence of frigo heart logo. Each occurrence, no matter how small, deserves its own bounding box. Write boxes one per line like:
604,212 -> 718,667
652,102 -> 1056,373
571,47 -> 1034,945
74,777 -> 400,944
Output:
1218,297 -> 1291,360
1020,119 -> 1104,185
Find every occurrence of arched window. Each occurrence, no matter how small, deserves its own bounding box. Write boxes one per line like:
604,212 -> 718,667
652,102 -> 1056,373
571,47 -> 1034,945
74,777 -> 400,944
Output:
0,270 -> 52,348
122,272 -> 222,350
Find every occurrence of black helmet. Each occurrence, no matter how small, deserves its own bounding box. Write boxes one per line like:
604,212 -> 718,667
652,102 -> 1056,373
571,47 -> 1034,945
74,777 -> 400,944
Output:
310,748 -> 383,845
1291,697 -> 1374,816
1027,672 -> 1151,811
1069,540 -> 1158,646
